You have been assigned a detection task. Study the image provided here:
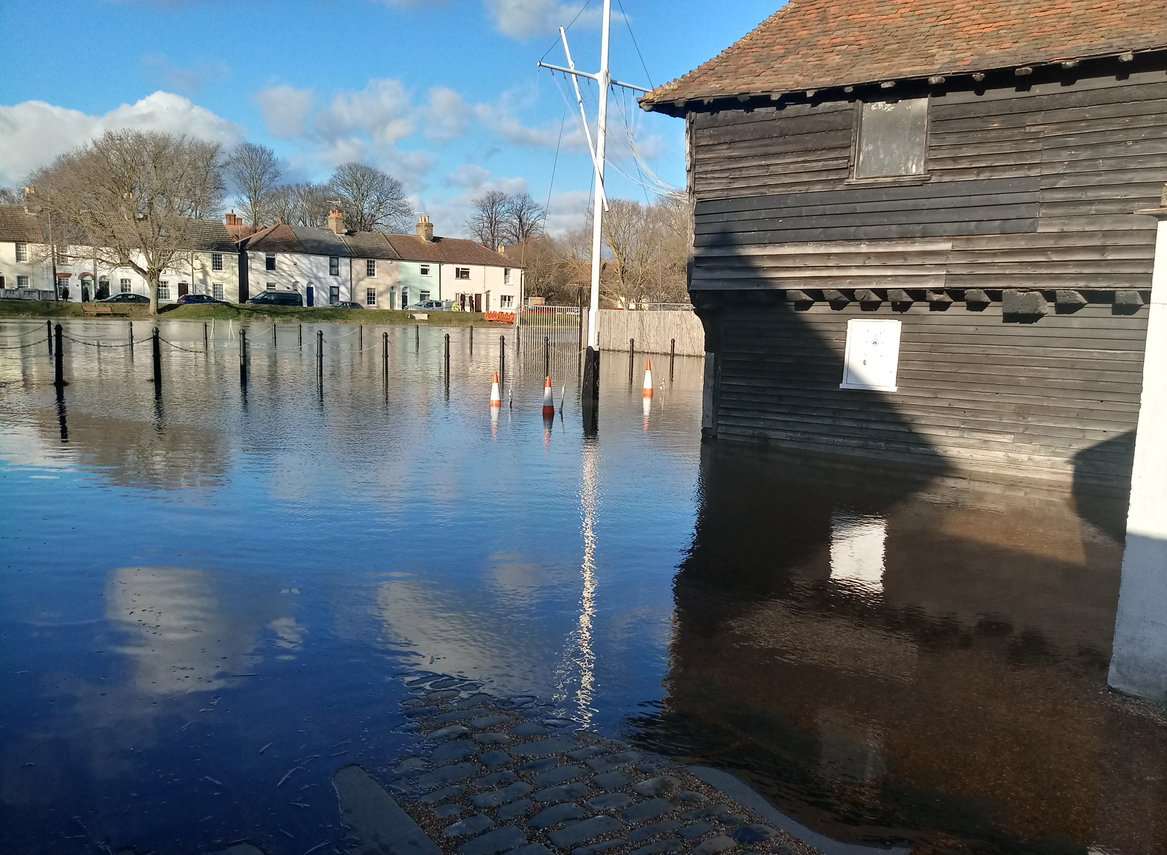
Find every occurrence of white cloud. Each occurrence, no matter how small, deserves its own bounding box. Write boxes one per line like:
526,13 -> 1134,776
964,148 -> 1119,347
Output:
485,0 -> 609,40
0,91 -> 242,185
256,84 -> 314,139
141,53 -> 230,95
321,78 -> 414,145
423,86 -> 469,142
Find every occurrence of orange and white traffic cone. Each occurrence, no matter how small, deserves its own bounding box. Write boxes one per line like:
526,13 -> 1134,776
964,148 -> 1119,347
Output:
642,359 -> 654,399
490,372 -> 503,409
542,376 -> 556,417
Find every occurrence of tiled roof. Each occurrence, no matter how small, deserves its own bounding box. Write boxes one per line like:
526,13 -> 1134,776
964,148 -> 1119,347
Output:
185,220 -> 237,252
343,230 -> 402,261
0,205 -> 46,243
642,0 -> 1167,110
385,235 -> 515,268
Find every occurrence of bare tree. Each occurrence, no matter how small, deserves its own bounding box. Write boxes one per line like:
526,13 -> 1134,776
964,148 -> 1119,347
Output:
268,182 -> 332,227
602,195 -> 690,307
466,190 -> 509,249
29,130 -> 226,314
328,162 -> 412,233
225,142 -> 282,227
502,193 -> 545,246
0,187 -> 21,205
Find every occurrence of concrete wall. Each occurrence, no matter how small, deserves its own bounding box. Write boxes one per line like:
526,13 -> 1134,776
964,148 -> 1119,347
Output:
598,309 -> 705,356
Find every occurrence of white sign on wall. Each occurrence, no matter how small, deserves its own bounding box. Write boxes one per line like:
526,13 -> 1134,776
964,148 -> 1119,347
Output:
841,319 -> 902,392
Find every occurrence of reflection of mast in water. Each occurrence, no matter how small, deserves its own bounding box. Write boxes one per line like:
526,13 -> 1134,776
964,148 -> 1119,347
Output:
555,437 -> 599,725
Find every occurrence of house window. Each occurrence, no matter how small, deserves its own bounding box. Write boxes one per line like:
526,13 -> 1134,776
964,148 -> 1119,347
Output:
841,319 -> 902,392
419,290 -> 431,302
500,294 -> 514,308
855,98 -> 928,179
504,268 -> 511,284
15,242 -> 28,262
265,253 -> 276,271
17,275 -> 29,289
0,275 -> 4,288
329,256 -> 339,276
213,283 -> 224,300
266,282 -> 275,291
366,288 -> 377,306
455,267 -> 470,280
366,259 -> 376,277
212,252 -> 224,271
120,278 -> 131,293
158,281 -> 170,300
419,264 -> 431,276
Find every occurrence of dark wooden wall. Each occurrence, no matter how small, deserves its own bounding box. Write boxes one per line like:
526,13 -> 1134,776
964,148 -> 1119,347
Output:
688,59 -> 1166,488
711,299 -> 1145,490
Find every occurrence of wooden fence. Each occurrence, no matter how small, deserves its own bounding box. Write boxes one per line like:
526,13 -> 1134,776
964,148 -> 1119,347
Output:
598,309 -> 705,356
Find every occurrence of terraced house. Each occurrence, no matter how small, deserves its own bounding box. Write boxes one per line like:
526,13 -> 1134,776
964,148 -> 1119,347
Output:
239,211 -> 522,310
642,0 -> 1167,492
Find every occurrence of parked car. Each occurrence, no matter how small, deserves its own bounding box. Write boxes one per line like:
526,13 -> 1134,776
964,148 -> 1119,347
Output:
248,290 -> 303,307
332,301 -> 363,309
177,293 -> 225,305
411,300 -> 449,311
99,293 -> 149,304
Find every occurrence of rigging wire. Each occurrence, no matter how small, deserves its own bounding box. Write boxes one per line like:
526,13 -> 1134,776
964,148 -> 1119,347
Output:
615,0 -> 656,90
539,0 -> 596,64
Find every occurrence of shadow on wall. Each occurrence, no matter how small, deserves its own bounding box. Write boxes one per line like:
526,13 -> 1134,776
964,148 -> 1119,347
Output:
628,442 -> 1163,854
1071,430 -> 1136,542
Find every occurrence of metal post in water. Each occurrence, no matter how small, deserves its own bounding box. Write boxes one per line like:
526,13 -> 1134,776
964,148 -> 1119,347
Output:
670,338 -> 676,382
629,338 -> 635,384
152,328 -> 162,392
47,320 -> 53,356
273,323 -> 277,348
444,333 -> 450,380
499,335 -> 506,388
360,325 -> 364,352
469,324 -> 474,354
239,328 -> 248,390
203,322 -> 209,351
415,324 -> 420,352
53,323 -> 64,388
129,321 -> 134,355
299,324 -> 303,350
544,336 -> 550,377
382,331 -> 389,380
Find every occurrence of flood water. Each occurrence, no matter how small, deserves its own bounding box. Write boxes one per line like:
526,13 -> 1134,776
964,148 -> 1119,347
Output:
1,318 -> 1164,855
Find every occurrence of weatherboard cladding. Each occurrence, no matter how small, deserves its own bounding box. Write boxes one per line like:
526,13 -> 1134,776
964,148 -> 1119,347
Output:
642,0 -> 1167,109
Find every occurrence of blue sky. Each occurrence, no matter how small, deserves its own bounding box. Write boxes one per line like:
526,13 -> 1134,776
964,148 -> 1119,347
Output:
0,0 -> 779,236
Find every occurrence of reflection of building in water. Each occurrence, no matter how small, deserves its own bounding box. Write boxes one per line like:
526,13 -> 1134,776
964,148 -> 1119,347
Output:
641,445 -> 1167,854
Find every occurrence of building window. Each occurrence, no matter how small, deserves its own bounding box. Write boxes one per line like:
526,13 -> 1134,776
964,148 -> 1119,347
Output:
841,319 -> 902,392
265,253 -> 276,271
17,275 -> 29,289
212,252 -> 224,271
504,268 -> 511,284
329,256 -> 339,276
0,275 -> 4,288
266,282 -> 275,291
419,290 -> 431,302
455,267 -> 470,280
158,281 -> 170,300
419,264 -> 431,276
500,294 -> 514,308
366,259 -> 376,277
366,288 -> 377,306
120,278 -> 131,293
213,283 -> 224,300
14,242 -> 28,262
855,98 -> 929,179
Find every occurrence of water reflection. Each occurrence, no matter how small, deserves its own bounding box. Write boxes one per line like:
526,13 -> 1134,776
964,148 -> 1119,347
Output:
636,444 -> 1167,854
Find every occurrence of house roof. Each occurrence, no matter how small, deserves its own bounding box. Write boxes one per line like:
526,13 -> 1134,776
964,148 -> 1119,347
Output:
0,206 -> 46,243
185,220 -> 237,253
243,224 -> 519,268
641,0 -> 1167,111
384,235 -> 515,268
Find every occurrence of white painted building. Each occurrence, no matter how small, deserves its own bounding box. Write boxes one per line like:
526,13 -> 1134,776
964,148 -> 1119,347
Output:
0,205 -> 242,304
240,212 -> 522,310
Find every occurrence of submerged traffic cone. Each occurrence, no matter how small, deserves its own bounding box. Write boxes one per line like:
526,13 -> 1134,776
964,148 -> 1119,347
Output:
643,359 -> 654,398
542,376 -> 556,417
490,372 -> 503,409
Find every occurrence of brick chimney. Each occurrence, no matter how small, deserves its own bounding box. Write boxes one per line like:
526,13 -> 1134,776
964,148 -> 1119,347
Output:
327,208 -> 346,235
224,211 -> 254,240
416,214 -> 434,243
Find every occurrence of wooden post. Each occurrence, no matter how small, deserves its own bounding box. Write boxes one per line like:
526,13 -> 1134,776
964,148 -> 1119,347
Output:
239,328 -> 248,390
47,320 -> 53,356
317,330 -> 324,382
669,338 -> 676,382
499,335 -> 506,387
53,323 -> 64,388
152,328 -> 162,392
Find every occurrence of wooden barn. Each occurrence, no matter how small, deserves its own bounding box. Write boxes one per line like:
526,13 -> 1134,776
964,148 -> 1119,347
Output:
642,0 -> 1167,492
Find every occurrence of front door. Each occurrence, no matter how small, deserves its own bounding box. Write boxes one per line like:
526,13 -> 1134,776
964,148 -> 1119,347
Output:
178,282 -> 189,298
306,285 -> 315,307
473,293 -> 482,312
